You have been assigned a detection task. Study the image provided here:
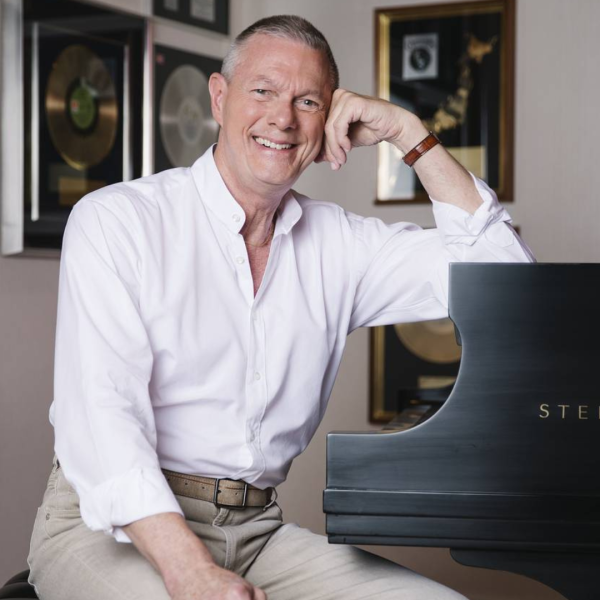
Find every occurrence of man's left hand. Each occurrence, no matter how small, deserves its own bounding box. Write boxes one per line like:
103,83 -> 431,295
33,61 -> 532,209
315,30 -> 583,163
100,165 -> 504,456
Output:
315,89 -> 425,170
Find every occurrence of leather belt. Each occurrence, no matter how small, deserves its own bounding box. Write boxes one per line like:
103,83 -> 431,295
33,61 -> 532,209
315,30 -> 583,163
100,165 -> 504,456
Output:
162,468 -> 272,508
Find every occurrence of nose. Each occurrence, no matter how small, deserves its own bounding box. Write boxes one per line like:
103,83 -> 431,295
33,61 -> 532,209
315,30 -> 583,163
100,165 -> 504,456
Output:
268,99 -> 297,130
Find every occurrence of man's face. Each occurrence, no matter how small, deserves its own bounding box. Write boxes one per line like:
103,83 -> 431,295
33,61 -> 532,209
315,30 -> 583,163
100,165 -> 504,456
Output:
210,34 -> 333,196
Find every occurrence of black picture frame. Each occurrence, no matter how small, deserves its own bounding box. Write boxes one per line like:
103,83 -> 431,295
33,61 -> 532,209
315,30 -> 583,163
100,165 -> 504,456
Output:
375,0 -> 515,203
154,44 -> 222,172
153,0 -> 229,35
22,0 -> 146,251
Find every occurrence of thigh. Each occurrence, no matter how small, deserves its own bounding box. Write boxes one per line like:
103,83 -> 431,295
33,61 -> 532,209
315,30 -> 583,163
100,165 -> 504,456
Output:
243,524 -> 467,600
27,463 -> 170,600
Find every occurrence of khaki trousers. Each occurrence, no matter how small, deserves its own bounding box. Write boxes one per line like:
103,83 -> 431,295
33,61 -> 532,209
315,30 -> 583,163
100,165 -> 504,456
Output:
27,455 -> 467,600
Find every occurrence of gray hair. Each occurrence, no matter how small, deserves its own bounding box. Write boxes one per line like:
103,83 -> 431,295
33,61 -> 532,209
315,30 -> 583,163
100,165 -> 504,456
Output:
221,15 -> 339,90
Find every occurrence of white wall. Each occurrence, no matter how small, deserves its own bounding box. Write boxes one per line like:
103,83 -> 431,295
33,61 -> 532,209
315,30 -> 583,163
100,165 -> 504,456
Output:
3,0 -> 599,597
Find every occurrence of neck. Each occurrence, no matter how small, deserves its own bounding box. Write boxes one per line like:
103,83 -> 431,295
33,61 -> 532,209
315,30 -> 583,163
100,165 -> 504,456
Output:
213,144 -> 283,246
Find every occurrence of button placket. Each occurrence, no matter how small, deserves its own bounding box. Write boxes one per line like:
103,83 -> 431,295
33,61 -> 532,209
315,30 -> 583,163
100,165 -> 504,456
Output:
246,307 -> 267,451
227,232 -> 253,304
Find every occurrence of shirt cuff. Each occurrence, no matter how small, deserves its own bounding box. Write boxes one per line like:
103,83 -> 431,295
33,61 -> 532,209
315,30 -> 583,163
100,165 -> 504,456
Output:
78,466 -> 184,544
430,172 -> 513,247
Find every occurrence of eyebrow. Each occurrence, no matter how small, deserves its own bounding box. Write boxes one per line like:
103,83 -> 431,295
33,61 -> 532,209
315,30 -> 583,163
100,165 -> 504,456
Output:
250,76 -> 325,101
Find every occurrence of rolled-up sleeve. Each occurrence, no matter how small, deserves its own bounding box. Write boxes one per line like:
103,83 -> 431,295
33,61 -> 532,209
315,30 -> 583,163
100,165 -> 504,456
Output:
50,195 -> 184,544
348,174 -> 535,331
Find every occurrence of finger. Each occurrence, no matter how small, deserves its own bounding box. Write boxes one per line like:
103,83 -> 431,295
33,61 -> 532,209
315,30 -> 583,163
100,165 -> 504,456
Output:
324,116 -> 347,167
314,138 -> 327,164
325,94 -> 358,167
322,91 -> 347,168
253,586 -> 267,600
322,134 -> 341,170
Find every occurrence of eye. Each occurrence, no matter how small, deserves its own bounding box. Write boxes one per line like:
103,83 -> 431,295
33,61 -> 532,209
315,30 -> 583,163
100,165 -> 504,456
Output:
298,98 -> 320,111
253,89 -> 269,96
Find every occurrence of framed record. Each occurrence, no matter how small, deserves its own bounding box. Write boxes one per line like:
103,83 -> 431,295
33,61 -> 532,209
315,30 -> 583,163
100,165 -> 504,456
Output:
153,0 -> 229,35
154,44 -> 221,172
370,319 -> 461,423
375,0 -> 515,203
28,23 -> 125,248
17,0 -> 148,253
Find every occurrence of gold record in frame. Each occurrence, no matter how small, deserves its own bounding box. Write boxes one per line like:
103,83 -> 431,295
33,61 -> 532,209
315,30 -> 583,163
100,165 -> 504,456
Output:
45,44 -> 118,171
159,65 -> 219,168
394,318 -> 461,364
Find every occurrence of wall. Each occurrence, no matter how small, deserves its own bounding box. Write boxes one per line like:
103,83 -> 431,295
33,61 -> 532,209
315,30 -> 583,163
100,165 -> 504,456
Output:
2,0 -> 599,597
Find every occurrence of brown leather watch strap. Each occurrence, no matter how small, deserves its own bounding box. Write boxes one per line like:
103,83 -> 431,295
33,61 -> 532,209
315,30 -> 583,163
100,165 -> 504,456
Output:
402,131 -> 441,167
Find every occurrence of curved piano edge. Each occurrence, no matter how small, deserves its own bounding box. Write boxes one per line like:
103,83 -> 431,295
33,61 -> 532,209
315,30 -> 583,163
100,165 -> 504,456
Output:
451,549 -> 600,600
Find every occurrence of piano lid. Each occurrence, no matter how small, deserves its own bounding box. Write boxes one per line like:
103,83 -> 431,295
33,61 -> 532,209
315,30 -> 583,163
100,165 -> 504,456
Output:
327,263 -> 600,497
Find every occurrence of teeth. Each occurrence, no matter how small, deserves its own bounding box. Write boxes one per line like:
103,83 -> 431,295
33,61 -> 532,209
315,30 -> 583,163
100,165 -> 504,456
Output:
254,137 -> 292,150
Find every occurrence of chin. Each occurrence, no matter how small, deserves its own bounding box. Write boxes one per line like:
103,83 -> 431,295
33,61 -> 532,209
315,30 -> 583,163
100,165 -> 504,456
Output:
252,169 -> 298,189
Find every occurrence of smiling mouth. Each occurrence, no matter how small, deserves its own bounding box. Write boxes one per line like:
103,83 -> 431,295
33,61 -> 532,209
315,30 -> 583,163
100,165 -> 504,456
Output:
253,136 -> 296,151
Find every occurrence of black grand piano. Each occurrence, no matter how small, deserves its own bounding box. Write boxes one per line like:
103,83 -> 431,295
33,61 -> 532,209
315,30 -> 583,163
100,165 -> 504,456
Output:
324,264 -> 600,600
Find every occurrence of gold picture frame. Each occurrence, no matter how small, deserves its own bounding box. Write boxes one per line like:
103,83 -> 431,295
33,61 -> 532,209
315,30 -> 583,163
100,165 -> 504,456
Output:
375,0 -> 515,203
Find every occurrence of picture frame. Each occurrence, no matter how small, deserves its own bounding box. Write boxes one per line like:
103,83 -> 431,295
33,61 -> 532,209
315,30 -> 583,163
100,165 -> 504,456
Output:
375,0 -> 515,203
1,0 -> 149,256
370,319 -> 461,423
154,44 -> 222,172
153,0 -> 229,35
27,21 -> 127,251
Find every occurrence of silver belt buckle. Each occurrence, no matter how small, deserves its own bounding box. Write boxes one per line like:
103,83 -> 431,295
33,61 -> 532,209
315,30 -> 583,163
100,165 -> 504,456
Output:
213,478 -> 249,508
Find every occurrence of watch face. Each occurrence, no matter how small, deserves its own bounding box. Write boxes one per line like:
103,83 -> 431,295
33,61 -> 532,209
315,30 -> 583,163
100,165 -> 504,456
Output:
410,47 -> 432,72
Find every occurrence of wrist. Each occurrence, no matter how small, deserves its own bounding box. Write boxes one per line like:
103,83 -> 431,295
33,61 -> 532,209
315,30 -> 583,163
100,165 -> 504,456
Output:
162,549 -> 216,594
390,115 -> 429,155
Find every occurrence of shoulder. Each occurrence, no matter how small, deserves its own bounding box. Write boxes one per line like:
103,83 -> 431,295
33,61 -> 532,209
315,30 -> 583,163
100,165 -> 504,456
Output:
70,167 -> 191,232
78,167 -> 188,213
292,190 -> 364,230
291,190 -> 381,246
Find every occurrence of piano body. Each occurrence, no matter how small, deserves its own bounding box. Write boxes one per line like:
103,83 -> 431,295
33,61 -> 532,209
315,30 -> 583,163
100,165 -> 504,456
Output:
324,264 -> 600,600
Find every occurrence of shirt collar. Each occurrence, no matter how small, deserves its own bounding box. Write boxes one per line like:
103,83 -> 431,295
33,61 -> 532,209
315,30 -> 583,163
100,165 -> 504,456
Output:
190,145 -> 303,237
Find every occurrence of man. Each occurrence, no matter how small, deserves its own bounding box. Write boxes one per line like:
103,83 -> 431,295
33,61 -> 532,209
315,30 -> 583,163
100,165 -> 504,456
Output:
27,15 -> 533,600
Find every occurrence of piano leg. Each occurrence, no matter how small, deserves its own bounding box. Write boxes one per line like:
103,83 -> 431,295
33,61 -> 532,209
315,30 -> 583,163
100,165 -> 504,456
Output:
450,549 -> 600,600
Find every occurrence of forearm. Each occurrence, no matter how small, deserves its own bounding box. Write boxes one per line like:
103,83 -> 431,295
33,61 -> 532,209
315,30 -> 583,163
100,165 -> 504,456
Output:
123,512 -> 215,593
391,115 -> 483,215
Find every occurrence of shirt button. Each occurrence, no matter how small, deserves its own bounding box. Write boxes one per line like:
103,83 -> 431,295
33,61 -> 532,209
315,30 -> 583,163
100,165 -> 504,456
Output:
236,256 -> 245,265
232,214 -> 241,223
254,372 -> 261,381
249,431 -> 256,442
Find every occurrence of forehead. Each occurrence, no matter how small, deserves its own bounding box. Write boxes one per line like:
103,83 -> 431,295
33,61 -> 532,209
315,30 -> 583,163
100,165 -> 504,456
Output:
234,34 -> 331,93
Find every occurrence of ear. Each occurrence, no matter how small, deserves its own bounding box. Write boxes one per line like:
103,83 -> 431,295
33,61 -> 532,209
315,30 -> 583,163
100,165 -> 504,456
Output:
209,72 -> 228,127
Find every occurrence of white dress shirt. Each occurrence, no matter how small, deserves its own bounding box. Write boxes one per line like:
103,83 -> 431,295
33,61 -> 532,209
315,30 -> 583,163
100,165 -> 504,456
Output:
50,146 -> 534,543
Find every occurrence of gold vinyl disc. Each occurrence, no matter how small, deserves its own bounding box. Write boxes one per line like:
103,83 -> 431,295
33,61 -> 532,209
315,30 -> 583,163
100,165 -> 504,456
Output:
159,65 -> 219,167
394,318 -> 461,364
45,44 -> 118,171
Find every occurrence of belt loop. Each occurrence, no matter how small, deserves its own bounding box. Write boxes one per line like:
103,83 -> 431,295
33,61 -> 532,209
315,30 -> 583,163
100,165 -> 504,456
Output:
263,487 -> 278,511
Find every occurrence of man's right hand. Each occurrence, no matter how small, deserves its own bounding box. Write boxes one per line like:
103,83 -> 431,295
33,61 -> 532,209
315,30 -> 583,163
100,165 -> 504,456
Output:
168,563 -> 266,600
122,512 -> 267,599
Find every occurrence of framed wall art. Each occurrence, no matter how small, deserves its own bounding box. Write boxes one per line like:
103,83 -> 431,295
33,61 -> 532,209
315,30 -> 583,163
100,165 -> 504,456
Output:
153,0 -> 229,35
154,44 -> 221,172
375,0 -> 515,203
1,0 -> 150,255
370,319 -> 461,423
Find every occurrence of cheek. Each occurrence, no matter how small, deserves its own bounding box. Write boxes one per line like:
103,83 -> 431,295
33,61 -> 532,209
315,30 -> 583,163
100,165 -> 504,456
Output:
300,113 -> 324,141
223,100 -> 264,137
